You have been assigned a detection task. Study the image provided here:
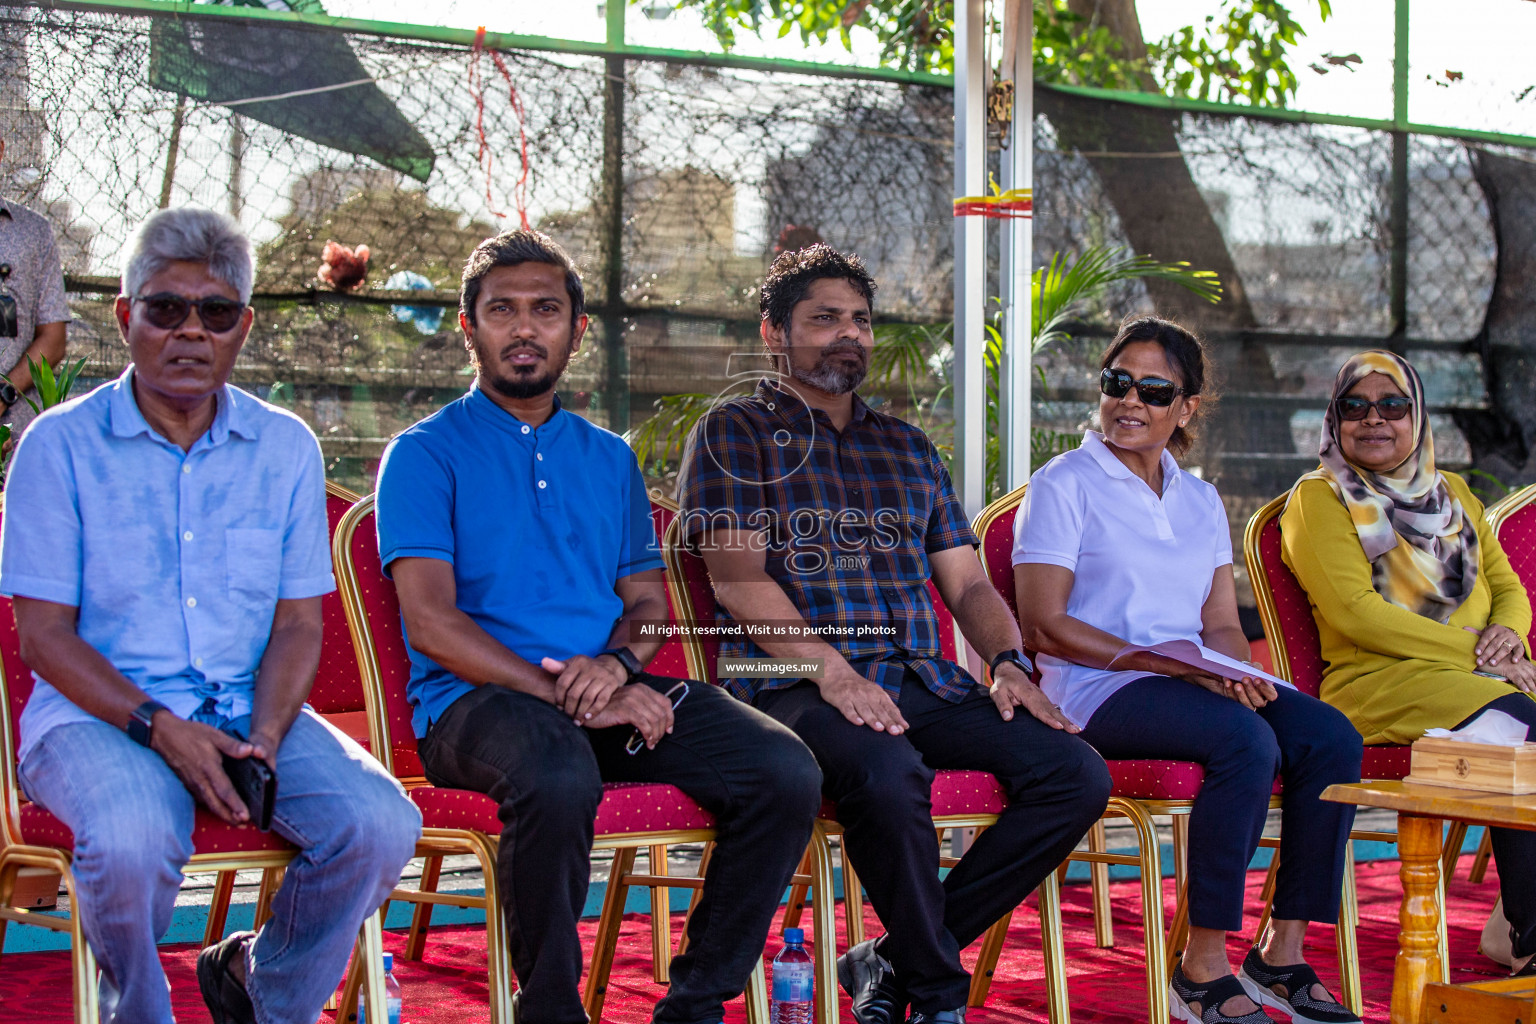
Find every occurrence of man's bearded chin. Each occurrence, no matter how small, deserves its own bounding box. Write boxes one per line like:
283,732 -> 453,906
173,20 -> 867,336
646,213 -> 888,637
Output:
788,341 -> 867,395
472,334 -> 573,399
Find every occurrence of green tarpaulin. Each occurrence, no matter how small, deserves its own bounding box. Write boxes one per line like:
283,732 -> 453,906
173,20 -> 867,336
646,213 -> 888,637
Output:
148,0 -> 436,182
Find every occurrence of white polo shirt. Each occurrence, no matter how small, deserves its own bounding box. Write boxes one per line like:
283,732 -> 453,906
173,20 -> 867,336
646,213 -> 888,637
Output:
1011,431 -> 1232,728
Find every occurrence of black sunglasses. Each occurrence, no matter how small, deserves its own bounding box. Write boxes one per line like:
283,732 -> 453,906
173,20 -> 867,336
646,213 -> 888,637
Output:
625,680 -> 689,755
1335,395 -> 1413,422
133,292 -> 247,334
1099,368 -> 1188,408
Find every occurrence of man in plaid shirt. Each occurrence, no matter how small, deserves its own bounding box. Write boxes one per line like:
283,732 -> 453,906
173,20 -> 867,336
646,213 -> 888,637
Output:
678,246 -> 1110,1024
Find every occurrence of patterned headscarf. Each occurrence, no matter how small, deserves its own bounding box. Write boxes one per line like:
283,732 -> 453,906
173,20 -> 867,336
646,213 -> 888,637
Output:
1292,350 -> 1479,623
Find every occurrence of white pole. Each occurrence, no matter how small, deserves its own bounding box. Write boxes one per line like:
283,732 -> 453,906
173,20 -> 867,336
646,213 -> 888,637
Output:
952,0 -> 987,518
999,0 -> 1033,491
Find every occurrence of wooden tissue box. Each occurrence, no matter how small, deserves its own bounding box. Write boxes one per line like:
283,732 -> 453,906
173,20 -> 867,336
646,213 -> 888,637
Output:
1408,736 -> 1536,794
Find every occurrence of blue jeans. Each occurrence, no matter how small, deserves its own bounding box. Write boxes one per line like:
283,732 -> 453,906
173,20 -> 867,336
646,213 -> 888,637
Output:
18,708 -> 422,1024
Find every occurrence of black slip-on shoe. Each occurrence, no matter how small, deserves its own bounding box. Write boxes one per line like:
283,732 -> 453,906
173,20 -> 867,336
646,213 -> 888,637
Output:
836,939 -> 905,1024
1237,947 -> 1360,1024
196,930 -> 257,1024
1170,961 -> 1273,1024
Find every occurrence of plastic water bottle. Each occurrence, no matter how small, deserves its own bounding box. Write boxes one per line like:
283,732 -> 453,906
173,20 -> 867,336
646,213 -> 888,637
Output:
358,952 -> 403,1024
770,927 -> 814,1024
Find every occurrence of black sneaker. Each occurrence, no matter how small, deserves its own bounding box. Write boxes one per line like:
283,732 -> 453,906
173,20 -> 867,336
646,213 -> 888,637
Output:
196,930 -> 257,1024
1238,947 -> 1360,1024
837,939 -> 906,1024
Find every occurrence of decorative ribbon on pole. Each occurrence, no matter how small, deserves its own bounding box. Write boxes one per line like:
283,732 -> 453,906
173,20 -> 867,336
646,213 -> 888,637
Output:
953,183 -> 1033,219
470,26 -> 532,230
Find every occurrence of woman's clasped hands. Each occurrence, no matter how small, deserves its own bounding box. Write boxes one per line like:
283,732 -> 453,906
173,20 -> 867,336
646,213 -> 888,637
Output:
1466,622 -> 1536,692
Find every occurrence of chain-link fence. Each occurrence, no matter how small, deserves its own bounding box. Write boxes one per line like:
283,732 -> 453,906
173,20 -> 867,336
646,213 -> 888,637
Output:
4,1 -> 1533,606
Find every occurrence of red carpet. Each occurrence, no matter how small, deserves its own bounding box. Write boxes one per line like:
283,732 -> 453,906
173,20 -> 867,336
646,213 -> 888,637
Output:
0,855 -> 1512,1022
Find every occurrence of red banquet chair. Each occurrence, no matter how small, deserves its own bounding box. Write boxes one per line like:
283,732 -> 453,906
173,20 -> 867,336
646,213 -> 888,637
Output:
332,493 -> 769,1024
660,515 -> 1069,1024
0,496 -> 392,1024
1468,482 -> 1536,882
978,483 -> 1365,1020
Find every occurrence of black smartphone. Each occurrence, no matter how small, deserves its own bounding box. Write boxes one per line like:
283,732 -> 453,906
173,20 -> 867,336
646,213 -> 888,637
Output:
0,294 -> 15,340
222,753 -> 277,831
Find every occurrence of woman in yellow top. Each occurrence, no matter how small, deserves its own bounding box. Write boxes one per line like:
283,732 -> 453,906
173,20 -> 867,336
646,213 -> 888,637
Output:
1281,349 -> 1536,976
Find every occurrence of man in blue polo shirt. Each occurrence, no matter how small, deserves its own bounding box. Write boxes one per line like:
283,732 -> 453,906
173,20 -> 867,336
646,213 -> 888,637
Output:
376,229 -> 821,1024
0,208 -> 421,1024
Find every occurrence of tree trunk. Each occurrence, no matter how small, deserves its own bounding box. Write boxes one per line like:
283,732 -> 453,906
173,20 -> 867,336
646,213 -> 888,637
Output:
1050,0 -> 1255,327
1463,147 -> 1536,486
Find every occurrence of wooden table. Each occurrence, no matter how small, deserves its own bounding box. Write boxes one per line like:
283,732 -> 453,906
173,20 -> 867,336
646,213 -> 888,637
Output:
1322,780 -> 1536,1024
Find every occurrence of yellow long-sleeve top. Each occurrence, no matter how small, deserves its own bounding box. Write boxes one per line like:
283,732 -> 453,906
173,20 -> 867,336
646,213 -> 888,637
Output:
1280,472 -> 1534,745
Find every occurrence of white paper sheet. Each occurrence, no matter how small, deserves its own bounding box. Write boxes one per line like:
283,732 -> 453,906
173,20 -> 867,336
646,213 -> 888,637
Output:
1108,639 -> 1294,690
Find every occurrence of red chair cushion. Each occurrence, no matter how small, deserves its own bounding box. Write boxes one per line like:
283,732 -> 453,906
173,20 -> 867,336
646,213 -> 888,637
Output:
931,769 -> 1007,816
19,803 -> 292,854
1108,758 -> 1282,800
1109,759 -> 1207,800
815,769 -> 1008,821
410,781 -> 715,836
1362,744 -> 1411,780
1258,515 -> 1328,698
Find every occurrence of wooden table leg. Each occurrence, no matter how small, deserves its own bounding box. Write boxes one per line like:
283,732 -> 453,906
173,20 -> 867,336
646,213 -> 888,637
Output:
1393,813 -> 1445,1024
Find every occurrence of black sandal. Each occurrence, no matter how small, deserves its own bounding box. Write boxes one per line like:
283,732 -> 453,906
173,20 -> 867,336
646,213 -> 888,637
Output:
1170,961 -> 1274,1023
196,929 -> 257,1024
1239,947 -> 1361,1024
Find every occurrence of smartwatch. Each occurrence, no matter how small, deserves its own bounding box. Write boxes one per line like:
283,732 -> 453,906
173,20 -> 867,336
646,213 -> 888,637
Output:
988,648 -> 1035,679
599,646 -> 643,681
0,381 -> 20,410
126,700 -> 170,748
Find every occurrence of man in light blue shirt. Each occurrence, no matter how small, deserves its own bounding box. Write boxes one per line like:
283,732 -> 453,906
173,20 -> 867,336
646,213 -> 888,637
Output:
0,208 -> 420,1024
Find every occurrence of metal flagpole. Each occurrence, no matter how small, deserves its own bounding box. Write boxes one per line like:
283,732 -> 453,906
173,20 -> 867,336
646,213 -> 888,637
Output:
998,0 -> 1033,491
952,0 -> 987,518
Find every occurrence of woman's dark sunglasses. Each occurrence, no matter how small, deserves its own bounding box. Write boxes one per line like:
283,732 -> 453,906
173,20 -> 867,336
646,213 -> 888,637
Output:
1335,395 -> 1413,421
1098,368 -> 1186,407
134,292 -> 247,333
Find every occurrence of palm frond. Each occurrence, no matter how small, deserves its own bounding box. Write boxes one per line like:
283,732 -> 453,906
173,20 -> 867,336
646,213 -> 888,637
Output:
625,392 -> 715,472
1033,246 -> 1224,355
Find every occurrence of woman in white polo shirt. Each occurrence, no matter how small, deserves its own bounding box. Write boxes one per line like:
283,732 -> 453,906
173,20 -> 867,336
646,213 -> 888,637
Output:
1012,316 -> 1362,1024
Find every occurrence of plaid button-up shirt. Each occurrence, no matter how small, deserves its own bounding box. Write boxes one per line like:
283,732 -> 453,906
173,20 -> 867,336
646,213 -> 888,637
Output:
678,378 -> 980,703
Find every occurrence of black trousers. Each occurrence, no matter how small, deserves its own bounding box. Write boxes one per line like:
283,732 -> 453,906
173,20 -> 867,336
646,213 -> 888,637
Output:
1458,693 -> 1536,957
753,671 -> 1111,1013
1079,677 -> 1362,932
420,676 -> 822,1024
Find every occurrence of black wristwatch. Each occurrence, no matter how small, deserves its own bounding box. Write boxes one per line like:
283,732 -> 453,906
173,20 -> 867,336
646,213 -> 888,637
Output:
599,646 -> 643,681
988,648 -> 1035,679
126,700 -> 170,747
0,381 -> 20,410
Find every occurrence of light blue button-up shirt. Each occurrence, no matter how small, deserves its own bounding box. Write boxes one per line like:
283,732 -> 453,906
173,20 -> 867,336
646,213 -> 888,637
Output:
0,367 -> 336,760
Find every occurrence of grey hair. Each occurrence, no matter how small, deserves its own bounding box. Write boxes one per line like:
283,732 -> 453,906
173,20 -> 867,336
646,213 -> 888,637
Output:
122,208 -> 255,304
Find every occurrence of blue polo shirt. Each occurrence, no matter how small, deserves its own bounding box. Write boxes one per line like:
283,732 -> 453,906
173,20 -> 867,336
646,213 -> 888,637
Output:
0,367 -> 336,760
375,386 -> 663,737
